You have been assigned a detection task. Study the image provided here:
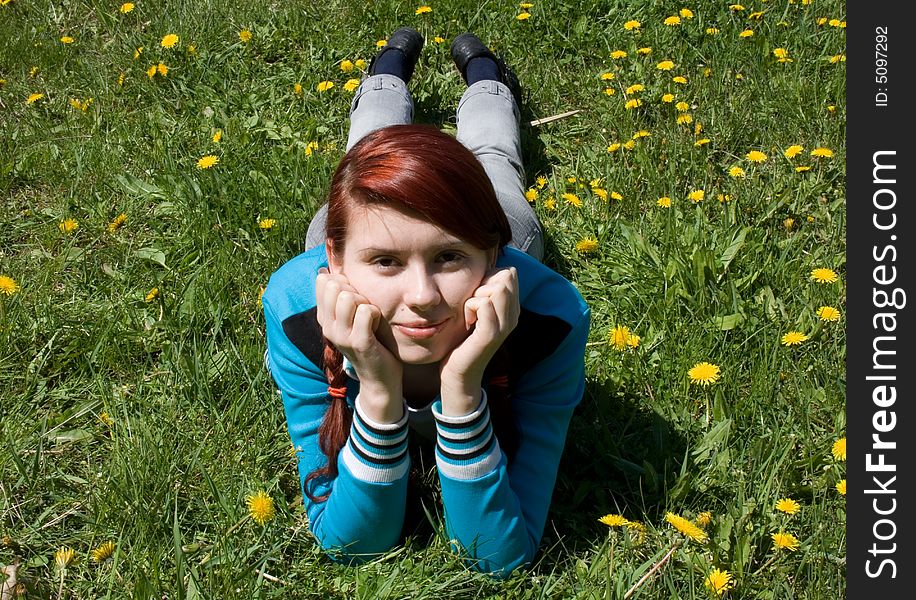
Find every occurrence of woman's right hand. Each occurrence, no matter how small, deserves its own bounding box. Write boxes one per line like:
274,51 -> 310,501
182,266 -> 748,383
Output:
315,268 -> 404,421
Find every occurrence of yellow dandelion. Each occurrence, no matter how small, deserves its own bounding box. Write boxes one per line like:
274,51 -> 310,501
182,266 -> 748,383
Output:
599,513 -> 629,526
836,479 -> 846,495
675,101 -> 689,112
775,498 -> 800,515
340,59 -> 354,72
293,82 -> 303,96
632,130 -> 650,139
610,191 -> 623,201
729,166 -> 746,178
145,287 -> 159,302
211,129 -> 223,143
239,29 -> 252,43
525,188 -> 539,203
717,194 -> 731,203
816,305 -> 841,322
622,140 -> 636,150
133,46 -> 143,59
91,541 -> 116,563
120,2 -> 135,13
661,93 -> 675,103
611,49 -> 627,59
607,142 -> 621,153
197,155 -> 219,169
784,218 -> 795,231
343,78 -> 360,92
810,268 -> 839,284
161,34 -> 179,49
688,189 -> 704,203
600,72 -> 615,80
355,59 -> 367,70
592,188 -> 608,202
657,196 -> 671,208
117,72 -> 126,86
60,36 -> 75,44
107,213 -> 127,232
781,331 -> 808,346
676,114 -> 693,125
811,147 -> 834,158
795,165 -> 812,172
415,5 -> 432,15
672,76 -> 687,84
258,218 -> 277,230
657,60 -> 675,71
516,12 -> 531,20
696,511 -> 713,527
0,275 -> 20,296
624,20 -> 641,31
316,80 -> 334,92
679,8 -> 694,19
749,10 -> 765,19
536,176 -> 547,189
706,27 -> 720,35
665,512 -> 708,542
688,361 -> 720,385
26,93 -> 44,105
146,64 -> 158,79
543,198 -> 556,211
772,531 -> 800,551
694,138 -> 711,147
59,218 -> 79,233
157,63 -> 168,76
784,145 -> 804,159
519,2 -> 534,7
746,150 -> 767,163
575,237 -> 599,254
30,66 -> 40,77
625,83 -> 644,95
729,4 -> 745,11
664,15 -> 681,26
247,490 -> 276,525
603,87 -> 616,96
705,569 -> 734,597
304,141 -> 319,156
624,98 -> 642,110
55,547 -> 76,571
610,325 -> 631,350
829,54 -> 846,64
99,411 -> 114,427
562,193 -> 581,207
832,437 -> 846,461
637,47 -> 652,55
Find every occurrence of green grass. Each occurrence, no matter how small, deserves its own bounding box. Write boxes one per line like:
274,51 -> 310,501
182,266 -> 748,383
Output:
1,0 -> 846,597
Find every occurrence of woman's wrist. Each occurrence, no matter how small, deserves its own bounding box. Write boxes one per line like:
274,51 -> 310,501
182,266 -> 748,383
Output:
439,371 -> 484,416
357,380 -> 405,423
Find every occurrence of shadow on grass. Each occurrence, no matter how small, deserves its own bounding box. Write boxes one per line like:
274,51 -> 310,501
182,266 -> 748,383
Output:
542,377 -> 689,555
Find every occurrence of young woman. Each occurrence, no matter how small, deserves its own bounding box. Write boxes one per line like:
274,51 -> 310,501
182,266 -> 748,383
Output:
262,28 -> 590,576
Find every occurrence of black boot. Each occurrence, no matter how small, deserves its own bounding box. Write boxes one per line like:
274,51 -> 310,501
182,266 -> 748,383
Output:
368,27 -> 425,83
449,33 -> 521,105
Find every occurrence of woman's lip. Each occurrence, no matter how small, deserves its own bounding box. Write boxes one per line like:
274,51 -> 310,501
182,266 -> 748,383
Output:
393,320 -> 446,339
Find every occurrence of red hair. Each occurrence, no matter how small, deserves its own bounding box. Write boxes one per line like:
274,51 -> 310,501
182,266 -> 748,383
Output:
305,125 -> 515,502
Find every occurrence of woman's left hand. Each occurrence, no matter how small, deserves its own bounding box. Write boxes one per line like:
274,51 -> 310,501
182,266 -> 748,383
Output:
439,267 -> 519,411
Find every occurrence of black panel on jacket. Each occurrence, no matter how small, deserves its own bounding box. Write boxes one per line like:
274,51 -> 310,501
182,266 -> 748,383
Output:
282,307 -> 326,372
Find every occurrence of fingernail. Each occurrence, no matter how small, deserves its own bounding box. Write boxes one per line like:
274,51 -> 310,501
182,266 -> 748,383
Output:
318,267 -> 329,274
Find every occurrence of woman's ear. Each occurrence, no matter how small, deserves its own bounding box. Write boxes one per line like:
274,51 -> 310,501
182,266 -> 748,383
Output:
326,240 -> 343,274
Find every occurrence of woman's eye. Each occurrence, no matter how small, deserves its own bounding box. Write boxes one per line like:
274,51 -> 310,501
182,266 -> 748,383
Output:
373,257 -> 399,269
439,252 -> 464,264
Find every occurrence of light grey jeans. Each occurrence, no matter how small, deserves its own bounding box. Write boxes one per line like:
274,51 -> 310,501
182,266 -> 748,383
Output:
304,74 -> 544,262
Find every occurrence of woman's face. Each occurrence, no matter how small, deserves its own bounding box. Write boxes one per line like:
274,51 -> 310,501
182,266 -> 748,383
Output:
327,204 -> 493,365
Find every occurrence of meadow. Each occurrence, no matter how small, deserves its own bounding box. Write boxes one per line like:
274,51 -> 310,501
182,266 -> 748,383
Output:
1,0 -> 846,597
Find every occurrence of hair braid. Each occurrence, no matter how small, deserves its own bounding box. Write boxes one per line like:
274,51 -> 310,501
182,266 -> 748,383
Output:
303,341 -> 352,503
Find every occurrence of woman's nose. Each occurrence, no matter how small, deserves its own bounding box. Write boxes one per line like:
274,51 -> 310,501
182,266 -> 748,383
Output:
404,267 -> 441,310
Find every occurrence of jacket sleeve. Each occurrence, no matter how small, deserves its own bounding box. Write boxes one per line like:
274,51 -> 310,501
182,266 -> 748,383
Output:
263,295 -> 410,561
433,306 -> 590,577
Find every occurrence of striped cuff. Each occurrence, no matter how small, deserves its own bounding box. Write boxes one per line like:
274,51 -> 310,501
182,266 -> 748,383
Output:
432,390 -> 502,480
339,395 -> 409,483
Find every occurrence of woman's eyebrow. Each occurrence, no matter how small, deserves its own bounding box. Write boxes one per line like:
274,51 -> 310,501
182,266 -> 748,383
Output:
356,241 -> 469,256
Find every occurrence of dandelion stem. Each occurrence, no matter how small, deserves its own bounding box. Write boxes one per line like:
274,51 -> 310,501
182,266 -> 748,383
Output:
623,541 -> 680,599
752,552 -> 780,576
